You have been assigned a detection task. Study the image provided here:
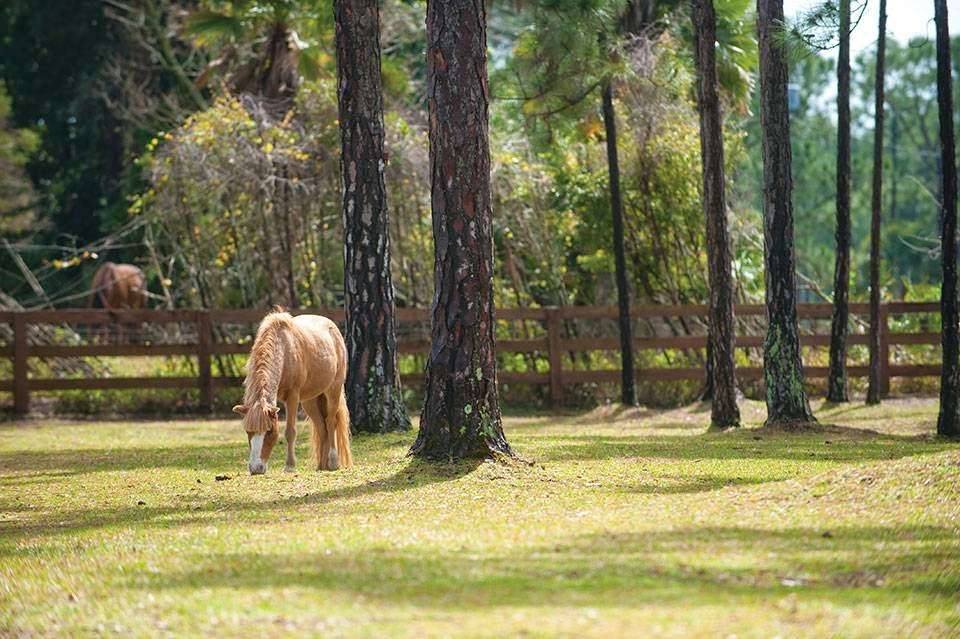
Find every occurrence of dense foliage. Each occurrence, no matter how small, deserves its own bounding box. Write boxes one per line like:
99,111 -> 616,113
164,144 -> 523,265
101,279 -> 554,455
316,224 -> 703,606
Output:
0,0 -> 956,312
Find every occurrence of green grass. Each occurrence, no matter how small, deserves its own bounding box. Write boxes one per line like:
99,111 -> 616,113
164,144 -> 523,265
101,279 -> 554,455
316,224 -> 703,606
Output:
1,398 -> 958,637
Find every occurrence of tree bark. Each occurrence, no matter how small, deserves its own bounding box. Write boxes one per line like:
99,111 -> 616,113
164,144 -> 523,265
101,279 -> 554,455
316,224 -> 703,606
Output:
692,0 -> 739,428
335,0 -> 410,433
934,0 -> 959,438
826,0 -> 851,402
601,82 -> 638,407
757,0 -> 816,425
867,0 -> 886,405
411,0 -> 512,459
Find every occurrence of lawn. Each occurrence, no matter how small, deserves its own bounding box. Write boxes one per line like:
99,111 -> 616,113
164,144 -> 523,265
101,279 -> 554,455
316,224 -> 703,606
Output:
1,398 -> 958,638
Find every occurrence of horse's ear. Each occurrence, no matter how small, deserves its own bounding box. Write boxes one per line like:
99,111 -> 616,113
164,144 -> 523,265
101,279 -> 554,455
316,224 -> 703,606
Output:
267,405 -> 280,417
232,404 -> 248,415
272,304 -> 285,314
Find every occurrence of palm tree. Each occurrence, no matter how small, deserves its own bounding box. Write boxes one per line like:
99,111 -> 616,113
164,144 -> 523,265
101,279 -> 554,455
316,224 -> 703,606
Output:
186,1 -> 328,307
186,1 -> 327,107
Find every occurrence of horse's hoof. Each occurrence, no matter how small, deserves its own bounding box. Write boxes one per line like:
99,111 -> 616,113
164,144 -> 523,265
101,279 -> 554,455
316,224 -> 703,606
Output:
284,464 -> 296,473
249,461 -> 267,475
326,450 -> 340,471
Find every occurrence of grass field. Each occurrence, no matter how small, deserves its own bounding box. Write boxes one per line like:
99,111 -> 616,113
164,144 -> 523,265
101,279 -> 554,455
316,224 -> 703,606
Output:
1,398 -> 958,638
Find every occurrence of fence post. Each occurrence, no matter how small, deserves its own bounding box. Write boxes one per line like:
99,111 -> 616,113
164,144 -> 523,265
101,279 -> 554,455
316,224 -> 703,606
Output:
197,310 -> 213,412
13,313 -> 28,415
546,308 -> 562,406
879,305 -> 891,396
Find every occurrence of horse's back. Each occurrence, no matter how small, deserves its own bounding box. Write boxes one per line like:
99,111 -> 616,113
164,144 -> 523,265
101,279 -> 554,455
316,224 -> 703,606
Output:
290,314 -> 347,394
292,314 -> 342,342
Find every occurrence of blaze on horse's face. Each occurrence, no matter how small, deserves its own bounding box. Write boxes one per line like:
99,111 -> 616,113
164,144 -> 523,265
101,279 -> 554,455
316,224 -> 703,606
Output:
233,402 -> 280,475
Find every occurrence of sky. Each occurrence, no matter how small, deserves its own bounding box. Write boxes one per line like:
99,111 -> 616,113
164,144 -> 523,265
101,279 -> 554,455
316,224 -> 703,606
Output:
783,0 -> 960,56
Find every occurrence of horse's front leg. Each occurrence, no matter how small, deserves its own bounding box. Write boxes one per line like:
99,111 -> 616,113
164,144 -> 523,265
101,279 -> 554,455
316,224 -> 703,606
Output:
248,427 -> 278,475
283,394 -> 299,472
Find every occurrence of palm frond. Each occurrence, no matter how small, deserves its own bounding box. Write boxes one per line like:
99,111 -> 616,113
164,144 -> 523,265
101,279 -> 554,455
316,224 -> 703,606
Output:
184,11 -> 245,43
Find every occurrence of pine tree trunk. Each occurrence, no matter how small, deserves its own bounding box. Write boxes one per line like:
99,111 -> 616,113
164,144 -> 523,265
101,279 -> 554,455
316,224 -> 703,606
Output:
692,0 -> 739,428
411,0 -> 512,459
867,0 -> 886,405
335,0 -> 410,433
601,82 -> 638,407
826,0 -> 851,402
757,0 -> 815,425
934,0 -> 960,438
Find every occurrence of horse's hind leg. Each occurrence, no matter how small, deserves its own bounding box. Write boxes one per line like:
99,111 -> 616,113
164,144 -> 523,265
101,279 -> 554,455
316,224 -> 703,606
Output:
302,396 -> 330,471
282,393 -> 299,472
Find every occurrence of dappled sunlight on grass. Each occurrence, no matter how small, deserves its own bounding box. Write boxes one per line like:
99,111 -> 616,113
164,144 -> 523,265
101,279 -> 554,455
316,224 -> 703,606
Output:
1,399 -> 958,637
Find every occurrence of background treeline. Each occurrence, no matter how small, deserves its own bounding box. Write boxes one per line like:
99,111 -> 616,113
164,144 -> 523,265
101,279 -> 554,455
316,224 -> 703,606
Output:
0,1 -> 956,312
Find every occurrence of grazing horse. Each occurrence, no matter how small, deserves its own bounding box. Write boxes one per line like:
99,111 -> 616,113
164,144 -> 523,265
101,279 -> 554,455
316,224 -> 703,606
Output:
233,308 -> 352,475
89,262 -> 147,309
89,262 -> 147,343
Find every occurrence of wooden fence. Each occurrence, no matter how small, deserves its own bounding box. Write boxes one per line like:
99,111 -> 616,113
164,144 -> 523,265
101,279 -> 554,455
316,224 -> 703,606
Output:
0,302 -> 943,414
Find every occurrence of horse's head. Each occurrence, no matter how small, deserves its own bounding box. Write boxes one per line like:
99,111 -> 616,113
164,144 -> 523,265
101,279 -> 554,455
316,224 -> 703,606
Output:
233,400 -> 280,475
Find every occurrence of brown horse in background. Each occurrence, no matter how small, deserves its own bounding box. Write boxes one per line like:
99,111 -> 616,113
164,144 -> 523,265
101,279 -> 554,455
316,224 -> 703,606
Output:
88,262 -> 147,342
90,263 -> 147,309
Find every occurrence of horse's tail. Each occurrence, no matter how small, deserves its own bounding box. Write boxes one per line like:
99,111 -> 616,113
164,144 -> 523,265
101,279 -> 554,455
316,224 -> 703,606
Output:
310,390 -> 352,471
332,389 -> 352,470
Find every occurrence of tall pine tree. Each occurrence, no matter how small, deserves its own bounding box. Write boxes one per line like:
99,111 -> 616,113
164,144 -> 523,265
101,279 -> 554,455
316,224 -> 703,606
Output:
826,0 -> 851,402
757,0 -> 815,425
934,0 -> 959,438
692,0 -> 740,429
334,0 -> 410,433
411,0 -> 512,459
866,0 -> 886,405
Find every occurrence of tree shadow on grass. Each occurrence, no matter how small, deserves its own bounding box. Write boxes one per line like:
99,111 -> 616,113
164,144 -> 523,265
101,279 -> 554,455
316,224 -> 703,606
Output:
536,429 -> 952,464
0,456 -> 482,549
122,524 -> 960,613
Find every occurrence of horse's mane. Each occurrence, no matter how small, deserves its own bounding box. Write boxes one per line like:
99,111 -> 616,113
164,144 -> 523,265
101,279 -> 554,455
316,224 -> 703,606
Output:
241,308 -> 294,431
245,308 -> 293,397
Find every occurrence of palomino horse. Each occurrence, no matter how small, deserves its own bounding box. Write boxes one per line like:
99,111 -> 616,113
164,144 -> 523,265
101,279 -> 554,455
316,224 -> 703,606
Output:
89,262 -> 147,309
233,308 -> 353,475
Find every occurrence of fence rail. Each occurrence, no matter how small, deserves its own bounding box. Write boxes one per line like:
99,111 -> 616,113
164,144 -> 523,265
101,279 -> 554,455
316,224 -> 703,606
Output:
0,303 -> 943,413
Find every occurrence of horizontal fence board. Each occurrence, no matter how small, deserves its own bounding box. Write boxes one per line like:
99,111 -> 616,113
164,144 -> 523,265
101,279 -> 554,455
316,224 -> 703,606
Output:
19,309 -> 198,324
212,376 -> 245,388
212,344 -> 251,355
558,334 -> 875,352
28,377 -> 198,391
29,344 -> 198,357
885,302 -> 939,313
888,333 -> 940,345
